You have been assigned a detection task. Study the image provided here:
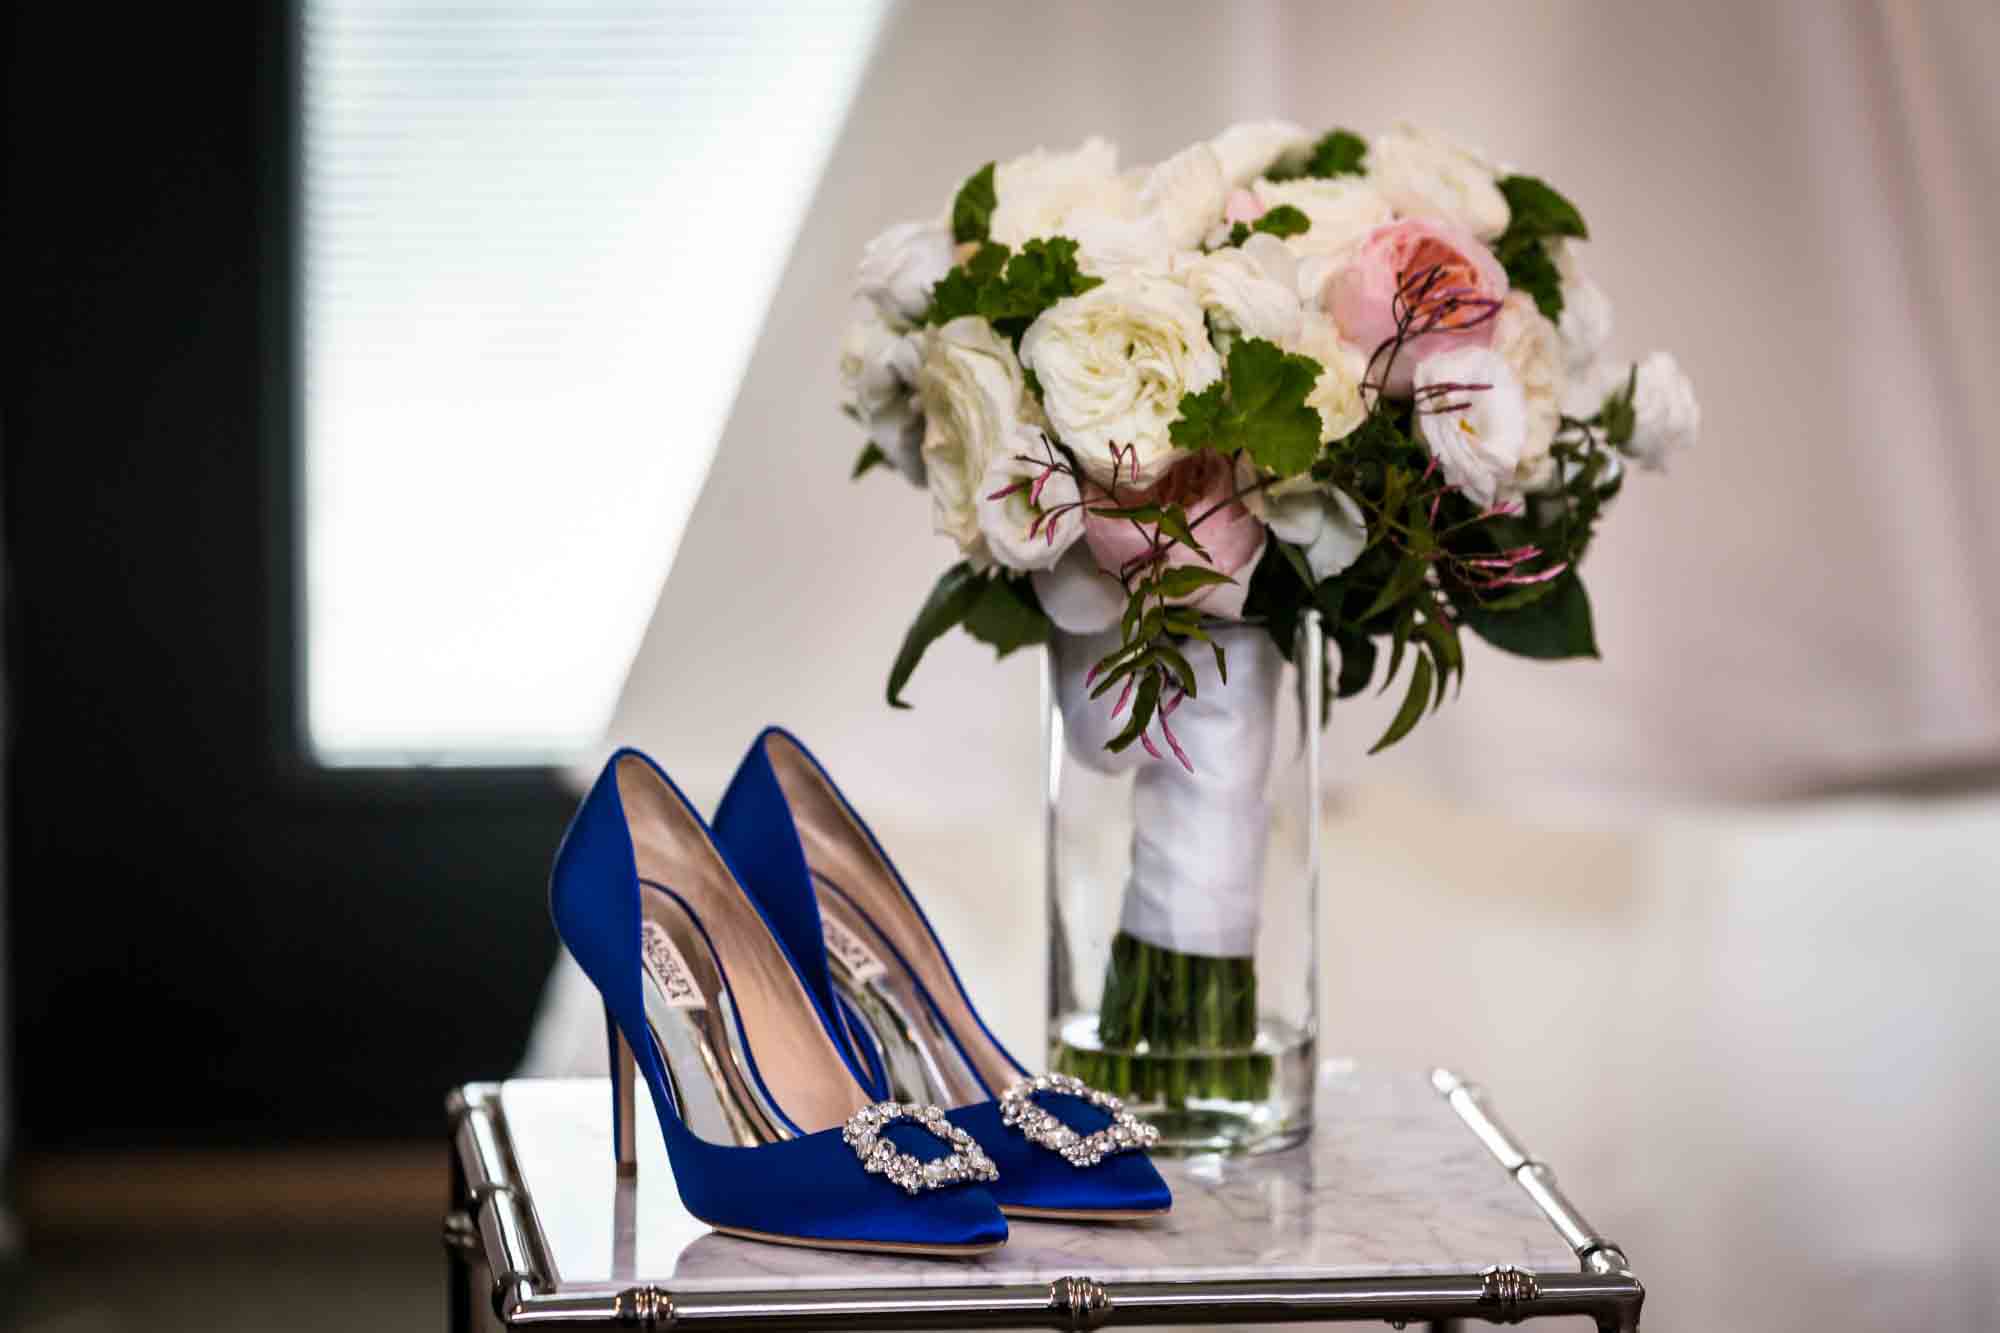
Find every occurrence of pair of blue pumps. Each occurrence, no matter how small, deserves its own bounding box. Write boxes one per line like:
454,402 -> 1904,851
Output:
550,727 -> 1171,1256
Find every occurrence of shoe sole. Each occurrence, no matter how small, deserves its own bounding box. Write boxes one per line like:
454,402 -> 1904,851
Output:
999,1203 -> 1171,1222
710,1223 -> 1004,1257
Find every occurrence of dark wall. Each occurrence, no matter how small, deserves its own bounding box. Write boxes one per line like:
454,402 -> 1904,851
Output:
3,5 -> 574,1146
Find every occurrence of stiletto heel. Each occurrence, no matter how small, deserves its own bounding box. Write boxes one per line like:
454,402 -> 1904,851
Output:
715,728 -> 1170,1222
609,1007 -> 637,1175
553,748 -> 1008,1255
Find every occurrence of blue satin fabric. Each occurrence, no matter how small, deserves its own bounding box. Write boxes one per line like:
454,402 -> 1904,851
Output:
550,747 -> 1007,1252
951,1096 -> 1172,1216
714,727 -> 1172,1218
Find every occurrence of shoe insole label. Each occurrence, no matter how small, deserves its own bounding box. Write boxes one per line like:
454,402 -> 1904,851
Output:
640,921 -> 706,1009
823,914 -> 888,984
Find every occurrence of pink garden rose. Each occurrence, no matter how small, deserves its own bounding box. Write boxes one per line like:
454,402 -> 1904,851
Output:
1082,452 -> 1266,620
1324,218 -> 1507,396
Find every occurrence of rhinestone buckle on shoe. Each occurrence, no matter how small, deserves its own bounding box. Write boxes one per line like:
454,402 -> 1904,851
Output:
999,1073 -> 1161,1167
843,1101 -> 998,1195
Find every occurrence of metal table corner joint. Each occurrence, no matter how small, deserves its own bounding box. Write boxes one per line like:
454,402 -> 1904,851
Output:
443,1068 -> 1644,1331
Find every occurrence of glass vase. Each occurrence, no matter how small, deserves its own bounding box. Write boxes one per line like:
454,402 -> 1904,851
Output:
1044,611 -> 1322,1156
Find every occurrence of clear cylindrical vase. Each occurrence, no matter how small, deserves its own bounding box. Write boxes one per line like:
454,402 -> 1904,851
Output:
1044,611 -> 1322,1156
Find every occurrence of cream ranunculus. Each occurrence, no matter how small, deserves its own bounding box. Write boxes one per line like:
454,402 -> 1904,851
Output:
1251,175 -> 1396,259
1492,292 -> 1568,492
1413,345 -> 1530,509
1175,233 -> 1303,346
975,425 -> 1085,572
987,137 -> 1129,249
1018,273 -> 1222,484
918,316 -> 1029,567
1625,351 -> 1700,470
1208,120 -> 1314,189
1366,123 -> 1510,241
839,311 -> 925,484
855,220 -> 955,329
1289,309 -> 1371,443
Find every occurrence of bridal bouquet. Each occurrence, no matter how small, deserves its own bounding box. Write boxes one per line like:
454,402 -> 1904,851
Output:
839,121 -> 1697,1106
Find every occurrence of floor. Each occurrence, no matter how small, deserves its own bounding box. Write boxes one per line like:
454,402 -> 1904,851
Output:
3,1222 -> 436,1333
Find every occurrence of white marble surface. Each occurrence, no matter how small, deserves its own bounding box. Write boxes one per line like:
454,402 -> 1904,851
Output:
497,1063 -> 1577,1292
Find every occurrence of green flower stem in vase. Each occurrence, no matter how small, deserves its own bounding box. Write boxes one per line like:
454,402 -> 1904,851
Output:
1062,932 -> 1272,1106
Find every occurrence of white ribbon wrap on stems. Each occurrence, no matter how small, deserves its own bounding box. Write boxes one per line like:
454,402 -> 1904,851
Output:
1052,623 -> 1284,958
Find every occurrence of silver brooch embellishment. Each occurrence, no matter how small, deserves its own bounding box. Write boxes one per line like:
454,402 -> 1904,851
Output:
843,1101 -> 998,1194
999,1073 -> 1160,1167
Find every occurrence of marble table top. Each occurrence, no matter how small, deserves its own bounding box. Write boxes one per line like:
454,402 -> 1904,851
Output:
495,1063 -> 1578,1293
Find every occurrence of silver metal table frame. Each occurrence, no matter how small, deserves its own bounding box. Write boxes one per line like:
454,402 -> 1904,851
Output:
444,1069 -> 1642,1331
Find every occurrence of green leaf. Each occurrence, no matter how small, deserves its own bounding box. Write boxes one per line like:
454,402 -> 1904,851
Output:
1169,337 -> 1324,478
977,236 -> 1102,342
1253,203 -> 1311,238
1151,565 -> 1234,599
950,162 -> 997,244
1360,552 -> 1430,624
1226,206 -> 1311,246
851,442 -> 889,480
1168,381 -> 1227,447
1211,640 -> 1228,684
1497,175 -> 1588,242
885,563 -> 985,708
962,574 -> 1051,657
1379,603 -> 1416,692
1600,364 -> 1639,446
925,241 -> 1008,324
1459,570 -> 1599,660
1277,540 -> 1316,589
1333,630 -> 1376,698
1491,175 -> 1587,324
1304,128 -> 1367,179
1369,652 -> 1434,754
1153,642 -> 1199,697
1106,669 -> 1162,753
1503,240 -> 1564,322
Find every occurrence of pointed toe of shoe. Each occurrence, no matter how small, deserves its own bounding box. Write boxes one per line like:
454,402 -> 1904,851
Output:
949,1096 -> 1173,1220
674,1127 -> 1009,1256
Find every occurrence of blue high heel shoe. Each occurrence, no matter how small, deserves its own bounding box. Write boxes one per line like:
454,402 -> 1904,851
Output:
550,748 -> 1009,1256
714,728 -> 1171,1222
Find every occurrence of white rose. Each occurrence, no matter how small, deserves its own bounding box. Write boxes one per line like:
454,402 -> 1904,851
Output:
1251,176 -> 1396,259
1289,309 -> 1370,443
839,311 -> 925,484
1257,481 -> 1368,580
1413,345 -> 1530,509
917,316 -> 1029,566
1019,273 -> 1222,484
1063,143 -> 1226,275
1366,123 -> 1510,240
1208,120 -> 1314,189
1551,240 -> 1613,371
975,426 -> 1084,572
855,220 -> 954,329
988,137 -> 1129,249
1175,233 -> 1302,345
1492,292 -> 1567,491
1626,351 -> 1699,470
